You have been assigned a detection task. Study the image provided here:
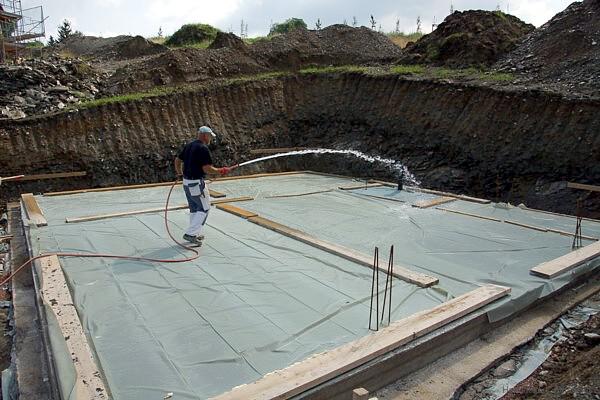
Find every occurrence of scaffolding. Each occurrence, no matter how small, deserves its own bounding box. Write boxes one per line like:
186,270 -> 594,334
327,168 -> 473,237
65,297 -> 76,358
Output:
0,0 -> 45,63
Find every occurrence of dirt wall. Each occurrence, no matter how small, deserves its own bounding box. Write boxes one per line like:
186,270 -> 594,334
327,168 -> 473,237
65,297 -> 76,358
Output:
1,74 -> 599,216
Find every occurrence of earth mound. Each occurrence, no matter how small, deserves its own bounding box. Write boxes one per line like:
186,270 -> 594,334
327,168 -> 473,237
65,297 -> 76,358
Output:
495,0 -> 600,94
401,10 -> 534,68
58,35 -> 168,60
208,32 -> 248,52
252,24 -> 403,68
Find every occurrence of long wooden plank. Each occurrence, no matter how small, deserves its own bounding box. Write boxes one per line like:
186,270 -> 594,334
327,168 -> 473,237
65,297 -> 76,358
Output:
65,196 -> 254,223
370,180 -> 490,204
530,240 -> 600,278
436,207 -> 503,222
21,193 -> 47,227
212,171 -> 306,182
413,196 -> 456,209
39,255 -> 108,399
518,205 -> 600,224
247,216 -> 438,288
546,228 -> 598,241
212,285 -> 510,400
249,147 -> 309,155
266,189 -> 333,199
216,204 -> 258,219
504,220 -> 548,232
567,182 -> 600,192
339,183 -> 384,191
0,235 -> 13,242
45,181 -> 177,196
18,171 -> 87,182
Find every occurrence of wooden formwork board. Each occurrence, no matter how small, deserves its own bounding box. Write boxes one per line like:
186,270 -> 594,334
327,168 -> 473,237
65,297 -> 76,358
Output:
212,285 -> 510,400
567,182 -> 600,192
530,240 -> 600,278
413,196 -> 456,209
21,193 -> 47,227
38,255 -> 108,399
247,216 -> 438,288
338,183 -> 384,191
65,197 -> 254,223
216,204 -> 259,219
9,171 -> 87,182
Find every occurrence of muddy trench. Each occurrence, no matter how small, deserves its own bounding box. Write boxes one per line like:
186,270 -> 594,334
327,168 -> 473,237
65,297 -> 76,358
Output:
1,73 -> 599,217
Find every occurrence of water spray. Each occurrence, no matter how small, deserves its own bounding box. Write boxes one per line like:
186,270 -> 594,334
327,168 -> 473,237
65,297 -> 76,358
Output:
236,148 -> 419,186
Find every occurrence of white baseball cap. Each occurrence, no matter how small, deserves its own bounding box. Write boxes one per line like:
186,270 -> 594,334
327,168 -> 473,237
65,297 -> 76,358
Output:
198,126 -> 216,137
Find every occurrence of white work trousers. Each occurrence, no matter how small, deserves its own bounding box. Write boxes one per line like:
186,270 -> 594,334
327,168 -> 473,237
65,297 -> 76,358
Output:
182,178 -> 211,236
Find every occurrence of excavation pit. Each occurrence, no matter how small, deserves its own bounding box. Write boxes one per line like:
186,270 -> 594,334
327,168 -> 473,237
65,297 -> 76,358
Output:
15,172 -> 600,399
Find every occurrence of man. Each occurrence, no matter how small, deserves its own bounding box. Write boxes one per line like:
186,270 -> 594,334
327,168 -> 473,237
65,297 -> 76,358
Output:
175,126 -> 236,246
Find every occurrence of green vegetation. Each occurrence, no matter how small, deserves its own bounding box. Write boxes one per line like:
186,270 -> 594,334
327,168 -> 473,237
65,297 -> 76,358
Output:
390,65 -> 426,75
165,23 -> 219,47
25,41 -> 44,48
299,65 -> 369,74
244,36 -> 271,45
269,18 -> 307,36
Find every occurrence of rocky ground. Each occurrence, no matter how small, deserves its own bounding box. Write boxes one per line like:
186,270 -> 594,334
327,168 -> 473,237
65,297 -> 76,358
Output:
400,10 -> 534,68
495,0 -> 600,96
0,55 -> 108,119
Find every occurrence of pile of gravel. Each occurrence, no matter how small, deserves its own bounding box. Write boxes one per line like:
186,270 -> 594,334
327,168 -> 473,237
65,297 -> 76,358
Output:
57,35 -> 168,60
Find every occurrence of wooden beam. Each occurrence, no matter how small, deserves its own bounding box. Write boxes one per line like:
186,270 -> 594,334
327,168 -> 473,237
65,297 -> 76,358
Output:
0,235 -> 13,242
339,183 -> 384,191
20,193 -> 47,227
413,196 -> 456,209
209,190 -> 226,198
216,204 -> 259,219
212,285 -> 510,400
65,197 -> 254,224
546,228 -> 598,242
530,240 -> 600,278
567,182 -> 600,192
247,216 -> 438,288
17,171 -> 87,182
266,189 -> 333,199
39,255 -> 108,399
518,205 -> 600,224
212,171 -> 306,182
504,220 -> 548,232
370,180 -> 490,204
45,181 -> 178,196
249,147 -> 309,155
436,207 -> 503,222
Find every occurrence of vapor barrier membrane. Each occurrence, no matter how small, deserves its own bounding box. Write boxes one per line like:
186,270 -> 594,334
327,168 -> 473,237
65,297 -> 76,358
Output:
210,176 -> 600,322
30,173 -> 599,399
32,175 -> 446,400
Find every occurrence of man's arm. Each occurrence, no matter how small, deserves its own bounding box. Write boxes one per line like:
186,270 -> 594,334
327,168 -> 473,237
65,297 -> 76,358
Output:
202,164 -> 237,176
174,157 -> 183,177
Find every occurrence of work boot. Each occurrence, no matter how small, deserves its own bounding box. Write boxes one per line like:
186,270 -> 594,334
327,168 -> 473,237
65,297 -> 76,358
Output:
183,234 -> 204,246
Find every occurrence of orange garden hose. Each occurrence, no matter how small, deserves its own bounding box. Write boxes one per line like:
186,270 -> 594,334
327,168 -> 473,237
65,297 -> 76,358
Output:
0,181 -> 199,287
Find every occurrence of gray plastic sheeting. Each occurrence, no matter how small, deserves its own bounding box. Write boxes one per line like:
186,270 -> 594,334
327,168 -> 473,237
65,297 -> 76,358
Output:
30,173 -> 599,399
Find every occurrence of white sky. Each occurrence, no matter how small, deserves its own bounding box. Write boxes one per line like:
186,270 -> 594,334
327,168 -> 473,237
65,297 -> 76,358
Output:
25,0 -> 576,40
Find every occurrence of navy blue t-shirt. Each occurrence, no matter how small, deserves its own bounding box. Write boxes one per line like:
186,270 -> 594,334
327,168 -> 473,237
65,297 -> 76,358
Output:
178,140 -> 213,179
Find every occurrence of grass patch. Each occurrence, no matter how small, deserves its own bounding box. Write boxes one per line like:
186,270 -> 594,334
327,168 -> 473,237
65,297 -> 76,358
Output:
77,86 -> 181,109
390,65 -> 426,75
299,65 -> 369,74
244,36 -> 271,45
225,71 -> 289,84
169,40 -> 212,50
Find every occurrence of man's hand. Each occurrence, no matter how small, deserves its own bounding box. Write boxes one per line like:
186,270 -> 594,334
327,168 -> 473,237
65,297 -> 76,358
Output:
218,165 -> 238,176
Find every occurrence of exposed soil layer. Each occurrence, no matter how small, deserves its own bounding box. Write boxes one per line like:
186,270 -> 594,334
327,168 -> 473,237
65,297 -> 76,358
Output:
502,312 -> 600,400
400,10 -> 534,68
495,0 -> 600,96
1,73 -> 599,218
106,25 -> 402,94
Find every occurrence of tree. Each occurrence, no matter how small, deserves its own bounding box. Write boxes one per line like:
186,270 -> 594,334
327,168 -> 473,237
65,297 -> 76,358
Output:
57,19 -> 73,43
416,16 -> 422,34
378,23 -> 382,32
370,15 -> 376,30
343,18 -> 348,26
240,19 -> 245,38
315,19 -> 322,30
352,16 -> 358,27
158,26 -> 163,38
48,35 -> 56,46
395,18 -> 400,34
269,18 -> 307,36
450,2 -> 455,14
